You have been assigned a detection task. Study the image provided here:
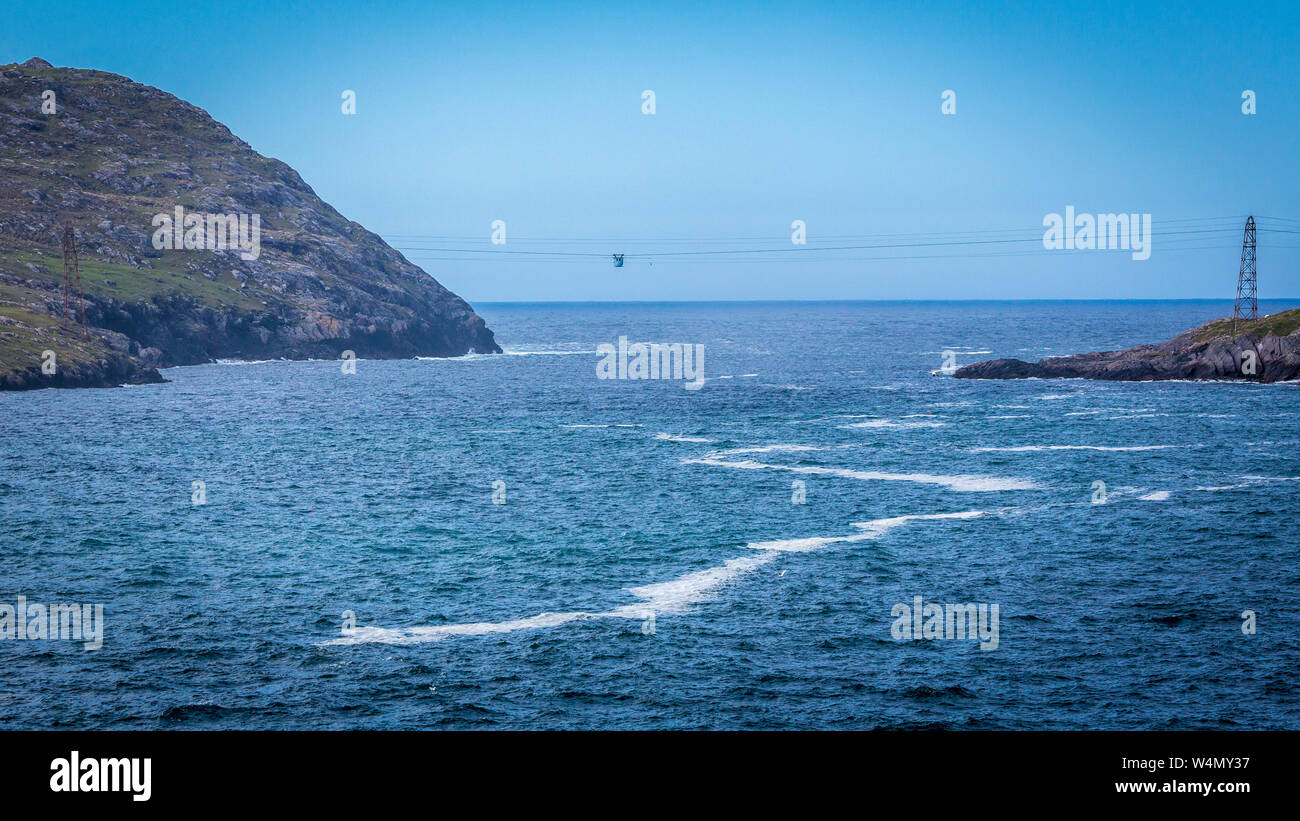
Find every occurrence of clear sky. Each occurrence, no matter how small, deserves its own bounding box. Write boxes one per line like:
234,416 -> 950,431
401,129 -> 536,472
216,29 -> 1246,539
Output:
4,0 -> 1298,302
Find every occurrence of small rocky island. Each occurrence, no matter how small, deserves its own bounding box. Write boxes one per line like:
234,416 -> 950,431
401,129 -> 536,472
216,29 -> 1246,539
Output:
1,58 -> 500,391
955,309 -> 1300,383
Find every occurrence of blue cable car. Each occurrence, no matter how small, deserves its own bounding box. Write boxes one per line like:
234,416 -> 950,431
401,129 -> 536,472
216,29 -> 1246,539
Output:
612,254 -> 624,267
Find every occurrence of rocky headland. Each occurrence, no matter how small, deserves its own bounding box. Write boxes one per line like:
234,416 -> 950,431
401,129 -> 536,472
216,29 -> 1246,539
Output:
0,57 -> 499,391
954,309 -> 1300,383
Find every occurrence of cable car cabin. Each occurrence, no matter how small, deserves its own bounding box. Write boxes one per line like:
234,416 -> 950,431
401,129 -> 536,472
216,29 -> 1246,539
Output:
612,254 -> 624,267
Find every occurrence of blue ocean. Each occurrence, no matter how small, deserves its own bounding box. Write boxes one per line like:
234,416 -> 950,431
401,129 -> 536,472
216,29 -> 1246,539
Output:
3,300 -> 1298,729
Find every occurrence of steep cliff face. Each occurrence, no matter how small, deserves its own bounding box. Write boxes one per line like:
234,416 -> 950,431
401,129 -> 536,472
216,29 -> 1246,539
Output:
955,309 -> 1300,383
0,57 -> 499,390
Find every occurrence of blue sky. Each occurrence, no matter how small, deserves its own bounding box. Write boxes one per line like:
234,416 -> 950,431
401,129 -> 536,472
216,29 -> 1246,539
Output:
4,0 -> 1298,301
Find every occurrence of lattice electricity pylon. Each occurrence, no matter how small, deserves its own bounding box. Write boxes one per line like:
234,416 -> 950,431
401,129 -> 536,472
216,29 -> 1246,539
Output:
1233,216 -> 1257,322
61,222 -> 87,338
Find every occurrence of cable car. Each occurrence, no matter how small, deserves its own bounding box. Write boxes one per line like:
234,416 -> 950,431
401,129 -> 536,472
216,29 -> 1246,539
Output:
612,254 -> 624,267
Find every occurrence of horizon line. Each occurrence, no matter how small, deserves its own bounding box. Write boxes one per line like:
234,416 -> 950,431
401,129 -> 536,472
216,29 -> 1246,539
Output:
470,297 -> 1300,305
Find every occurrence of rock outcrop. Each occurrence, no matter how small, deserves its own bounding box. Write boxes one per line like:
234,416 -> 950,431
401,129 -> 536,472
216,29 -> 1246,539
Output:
0,58 -> 500,391
954,309 -> 1300,383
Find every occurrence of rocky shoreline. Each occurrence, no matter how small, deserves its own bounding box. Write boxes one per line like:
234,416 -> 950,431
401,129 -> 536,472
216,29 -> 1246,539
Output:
954,309 -> 1300,383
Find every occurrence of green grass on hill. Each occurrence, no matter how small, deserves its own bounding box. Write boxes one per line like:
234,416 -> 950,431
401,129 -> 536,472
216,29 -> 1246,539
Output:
1196,308 -> 1300,342
0,301 -> 109,371
3,246 -> 273,311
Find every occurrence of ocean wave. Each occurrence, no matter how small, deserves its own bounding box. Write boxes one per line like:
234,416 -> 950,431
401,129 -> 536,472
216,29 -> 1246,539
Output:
1195,476 -> 1300,492
710,444 -> 824,455
653,433 -> 714,443
970,445 -> 1176,453
842,419 -> 947,429
684,455 -> 1040,491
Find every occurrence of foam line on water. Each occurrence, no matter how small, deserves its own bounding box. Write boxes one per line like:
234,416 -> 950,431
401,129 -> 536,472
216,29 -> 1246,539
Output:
710,444 -> 824,455
842,419 -> 946,429
610,553 -> 780,615
320,510 -> 989,646
970,445 -> 1176,453
683,455 -> 1040,491
745,511 -> 985,552
1195,476 -> 1300,491
653,433 -> 715,443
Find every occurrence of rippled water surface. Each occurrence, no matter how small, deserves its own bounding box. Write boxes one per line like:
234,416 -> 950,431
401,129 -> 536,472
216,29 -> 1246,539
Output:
3,300 -> 1299,729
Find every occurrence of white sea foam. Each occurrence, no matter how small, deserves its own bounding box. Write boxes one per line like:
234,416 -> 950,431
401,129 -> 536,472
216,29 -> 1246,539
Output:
654,433 -> 714,443
611,553 -> 779,615
970,445 -> 1175,453
414,348 -> 595,362
989,415 -> 1032,419
852,510 -> 986,533
1195,476 -> 1300,492
1035,394 -> 1077,400
842,419 -> 947,429
684,455 -> 1040,491
321,508 -> 989,646
743,534 -> 865,552
324,611 -> 597,646
747,510 -> 987,552
1138,490 -> 1171,501
710,444 -> 823,455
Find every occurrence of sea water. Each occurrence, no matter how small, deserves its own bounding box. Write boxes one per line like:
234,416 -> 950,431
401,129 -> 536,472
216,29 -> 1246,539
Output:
2,300 -> 1297,729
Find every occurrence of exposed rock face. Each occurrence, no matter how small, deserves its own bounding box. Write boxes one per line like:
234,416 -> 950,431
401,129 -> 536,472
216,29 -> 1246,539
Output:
0,58 -> 500,391
955,309 -> 1300,384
